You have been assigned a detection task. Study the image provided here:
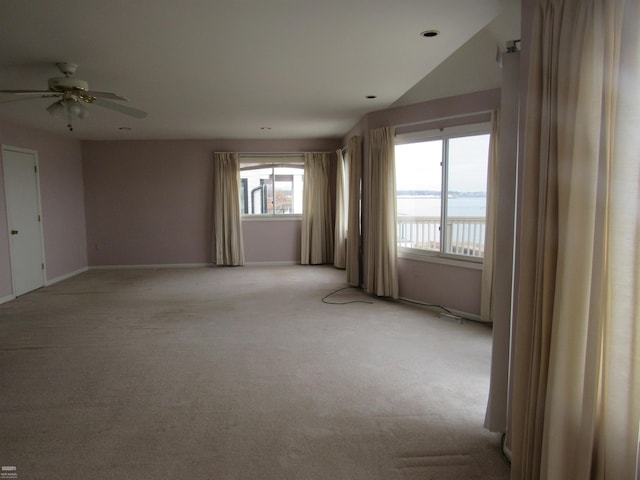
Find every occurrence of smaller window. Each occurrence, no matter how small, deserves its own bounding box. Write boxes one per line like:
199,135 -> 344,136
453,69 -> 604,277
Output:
240,156 -> 304,216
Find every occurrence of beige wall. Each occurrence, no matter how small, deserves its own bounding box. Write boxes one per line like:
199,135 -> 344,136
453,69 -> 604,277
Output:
81,138 -> 340,267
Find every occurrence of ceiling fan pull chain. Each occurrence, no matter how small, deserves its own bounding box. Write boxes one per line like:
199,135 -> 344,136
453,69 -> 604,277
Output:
67,109 -> 73,132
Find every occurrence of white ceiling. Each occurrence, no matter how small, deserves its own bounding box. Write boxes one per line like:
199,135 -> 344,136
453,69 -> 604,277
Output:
394,0 -> 521,106
0,0 -> 518,140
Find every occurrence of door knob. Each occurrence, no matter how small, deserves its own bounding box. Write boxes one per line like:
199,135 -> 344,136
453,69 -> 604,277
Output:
10,230 -> 18,235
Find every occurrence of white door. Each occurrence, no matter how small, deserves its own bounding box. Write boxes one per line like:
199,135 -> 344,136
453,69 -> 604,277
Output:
2,146 -> 45,296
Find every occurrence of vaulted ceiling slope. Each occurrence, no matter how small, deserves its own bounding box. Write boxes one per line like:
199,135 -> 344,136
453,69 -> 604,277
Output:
0,0 -> 517,140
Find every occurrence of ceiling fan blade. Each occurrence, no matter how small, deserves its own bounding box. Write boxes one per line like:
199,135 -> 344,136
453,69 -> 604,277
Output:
85,90 -> 129,101
0,89 -> 53,95
0,94 -> 59,104
92,98 -> 147,119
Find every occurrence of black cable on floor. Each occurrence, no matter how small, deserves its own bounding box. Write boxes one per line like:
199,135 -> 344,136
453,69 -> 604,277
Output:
399,296 -> 456,315
321,286 -> 374,305
397,297 -> 493,326
322,287 -> 493,327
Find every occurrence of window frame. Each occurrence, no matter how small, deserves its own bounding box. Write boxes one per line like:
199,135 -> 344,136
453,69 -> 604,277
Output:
239,156 -> 304,220
395,122 -> 491,266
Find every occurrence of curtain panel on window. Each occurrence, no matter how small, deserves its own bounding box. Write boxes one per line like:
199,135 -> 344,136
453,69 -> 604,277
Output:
346,136 -> 362,286
482,110 -> 508,434
334,149 -> 348,269
301,152 -> 333,265
484,51 -> 520,436
212,152 -> 245,266
480,110 -> 499,323
510,1 -> 640,479
364,127 -> 398,298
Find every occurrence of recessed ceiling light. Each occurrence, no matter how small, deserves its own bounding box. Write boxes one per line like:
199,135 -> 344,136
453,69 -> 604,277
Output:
420,30 -> 440,38
366,95 -> 377,99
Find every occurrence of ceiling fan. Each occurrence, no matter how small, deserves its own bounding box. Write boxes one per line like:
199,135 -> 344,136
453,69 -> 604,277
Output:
0,62 -> 147,131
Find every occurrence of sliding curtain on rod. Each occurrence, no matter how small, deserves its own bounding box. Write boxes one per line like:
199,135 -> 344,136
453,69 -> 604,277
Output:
480,110 -> 500,322
301,152 -> 333,264
510,1 -> 639,479
212,152 -> 245,266
364,127 -> 398,298
346,136 -> 362,286
334,149 -> 348,269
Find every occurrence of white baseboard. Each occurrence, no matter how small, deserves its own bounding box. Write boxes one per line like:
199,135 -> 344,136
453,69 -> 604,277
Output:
0,294 -> 16,305
90,263 -> 212,270
502,437 -> 512,464
244,261 -> 299,266
91,262 -> 302,269
45,266 -> 89,286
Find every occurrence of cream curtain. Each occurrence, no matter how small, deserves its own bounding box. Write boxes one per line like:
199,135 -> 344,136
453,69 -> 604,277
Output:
212,152 -> 245,266
484,50 -> 521,435
346,136 -> 362,286
301,152 -> 333,265
334,149 -> 348,269
364,127 -> 398,298
511,1 -> 640,479
480,110 -> 500,322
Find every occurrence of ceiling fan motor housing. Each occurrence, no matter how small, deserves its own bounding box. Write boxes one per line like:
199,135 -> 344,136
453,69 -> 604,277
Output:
48,77 -> 89,92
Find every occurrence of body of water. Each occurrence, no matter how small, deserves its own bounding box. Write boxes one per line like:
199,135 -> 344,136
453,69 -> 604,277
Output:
397,195 -> 486,217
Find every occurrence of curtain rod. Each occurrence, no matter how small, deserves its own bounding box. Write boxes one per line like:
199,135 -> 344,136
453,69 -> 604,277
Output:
237,151 -> 333,158
392,109 -> 494,130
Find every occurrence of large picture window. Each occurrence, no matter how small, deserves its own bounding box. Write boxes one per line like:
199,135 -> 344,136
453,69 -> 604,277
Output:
395,123 -> 490,261
240,156 -> 304,216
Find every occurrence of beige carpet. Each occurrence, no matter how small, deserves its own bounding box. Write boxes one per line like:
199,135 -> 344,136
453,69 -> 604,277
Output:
0,265 -> 509,479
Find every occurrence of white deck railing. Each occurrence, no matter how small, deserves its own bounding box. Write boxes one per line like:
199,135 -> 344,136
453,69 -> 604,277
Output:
397,216 -> 486,257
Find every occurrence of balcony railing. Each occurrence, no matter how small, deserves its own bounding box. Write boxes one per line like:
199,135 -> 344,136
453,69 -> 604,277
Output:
397,216 -> 486,257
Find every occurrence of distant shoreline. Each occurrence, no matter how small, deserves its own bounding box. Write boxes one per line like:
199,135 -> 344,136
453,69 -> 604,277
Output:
397,194 -> 487,199
397,195 -> 487,217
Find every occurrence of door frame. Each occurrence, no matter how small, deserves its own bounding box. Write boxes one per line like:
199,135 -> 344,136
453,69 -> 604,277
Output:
2,144 -> 47,296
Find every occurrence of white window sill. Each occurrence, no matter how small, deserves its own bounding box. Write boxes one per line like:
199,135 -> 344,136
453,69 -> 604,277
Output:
241,215 -> 302,222
398,249 -> 483,270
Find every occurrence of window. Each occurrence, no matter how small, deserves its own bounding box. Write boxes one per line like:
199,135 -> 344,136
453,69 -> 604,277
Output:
395,123 -> 490,261
240,156 -> 304,216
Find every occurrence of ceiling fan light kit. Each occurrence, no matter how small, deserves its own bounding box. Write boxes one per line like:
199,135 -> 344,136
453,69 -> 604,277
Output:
0,62 -> 147,132
46,98 -> 89,131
